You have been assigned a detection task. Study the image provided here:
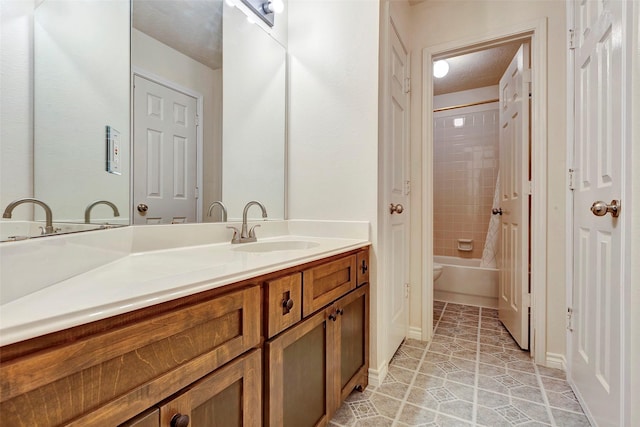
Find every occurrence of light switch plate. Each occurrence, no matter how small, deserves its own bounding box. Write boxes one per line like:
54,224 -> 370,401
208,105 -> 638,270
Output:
106,125 -> 121,175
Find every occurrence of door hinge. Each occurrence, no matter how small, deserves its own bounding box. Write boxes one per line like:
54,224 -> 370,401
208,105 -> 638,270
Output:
195,115 -> 200,126
195,187 -> 199,199
405,283 -> 410,299
404,77 -> 411,94
528,181 -> 533,195
569,28 -> 576,50
568,168 -> 575,190
524,293 -> 531,308
405,180 -> 411,195
567,307 -> 574,331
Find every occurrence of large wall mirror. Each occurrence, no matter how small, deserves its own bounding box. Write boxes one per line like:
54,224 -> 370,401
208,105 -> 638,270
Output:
17,0 -> 286,239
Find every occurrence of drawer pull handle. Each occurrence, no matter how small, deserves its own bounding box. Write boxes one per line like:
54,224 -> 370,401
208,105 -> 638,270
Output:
171,413 -> 190,427
360,260 -> 368,274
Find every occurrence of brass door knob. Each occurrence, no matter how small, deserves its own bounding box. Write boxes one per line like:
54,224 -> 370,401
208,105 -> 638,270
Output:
590,200 -> 620,218
137,203 -> 149,213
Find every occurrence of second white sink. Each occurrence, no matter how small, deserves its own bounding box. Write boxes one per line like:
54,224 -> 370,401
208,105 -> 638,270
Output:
233,240 -> 320,253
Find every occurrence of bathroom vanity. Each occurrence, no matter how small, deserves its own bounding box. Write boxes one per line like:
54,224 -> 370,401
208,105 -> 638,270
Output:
0,225 -> 370,427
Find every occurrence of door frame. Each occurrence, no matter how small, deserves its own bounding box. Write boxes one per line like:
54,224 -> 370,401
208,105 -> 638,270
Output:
131,67 -> 204,222
421,18 -> 548,365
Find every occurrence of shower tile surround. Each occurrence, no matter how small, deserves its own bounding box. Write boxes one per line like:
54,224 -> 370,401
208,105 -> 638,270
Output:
433,108 -> 499,259
329,301 -> 590,427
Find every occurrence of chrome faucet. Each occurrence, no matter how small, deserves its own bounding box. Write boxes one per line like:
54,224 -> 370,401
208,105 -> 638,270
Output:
84,200 -> 120,224
3,198 -> 54,234
207,201 -> 228,222
227,200 -> 268,244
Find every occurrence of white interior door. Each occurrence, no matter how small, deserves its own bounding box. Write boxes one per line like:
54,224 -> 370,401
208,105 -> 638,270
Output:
133,75 -> 198,224
386,22 -> 410,359
570,0 -> 625,425
497,43 -> 531,350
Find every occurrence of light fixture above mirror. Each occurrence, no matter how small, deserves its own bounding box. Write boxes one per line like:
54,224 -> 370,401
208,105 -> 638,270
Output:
240,0 -> 283,27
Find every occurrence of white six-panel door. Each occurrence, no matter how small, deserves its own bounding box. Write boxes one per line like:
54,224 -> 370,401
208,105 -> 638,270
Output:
497,43 -> 531,350
133,75 -> 198,224
386,22 -> 410,360
570,0 -> 625,425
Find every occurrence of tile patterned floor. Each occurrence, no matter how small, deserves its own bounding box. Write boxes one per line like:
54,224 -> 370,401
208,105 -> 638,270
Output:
329,301 -> 591,427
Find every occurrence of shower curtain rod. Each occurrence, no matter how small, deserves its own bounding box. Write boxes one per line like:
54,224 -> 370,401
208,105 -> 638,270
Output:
433,98 -> 499,113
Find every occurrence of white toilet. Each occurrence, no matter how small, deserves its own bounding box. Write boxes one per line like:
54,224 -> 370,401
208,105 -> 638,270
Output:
433,263 -> 443,281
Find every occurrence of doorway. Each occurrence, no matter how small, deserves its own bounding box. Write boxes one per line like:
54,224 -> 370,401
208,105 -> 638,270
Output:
421,20 -> 548,365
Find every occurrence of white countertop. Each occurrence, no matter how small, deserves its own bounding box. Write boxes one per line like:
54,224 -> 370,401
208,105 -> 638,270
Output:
0,221 -> 370,346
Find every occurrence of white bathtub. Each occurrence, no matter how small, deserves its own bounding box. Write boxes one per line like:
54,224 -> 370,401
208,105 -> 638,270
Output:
433,255 -> 498,308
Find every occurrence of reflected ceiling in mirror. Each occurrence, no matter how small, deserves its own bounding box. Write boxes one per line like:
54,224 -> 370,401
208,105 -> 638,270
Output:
131,0 -> 286,224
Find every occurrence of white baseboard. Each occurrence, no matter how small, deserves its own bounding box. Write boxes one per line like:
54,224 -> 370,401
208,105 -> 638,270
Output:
408,326 -> 423,341
368,360 -> 389,388
545,352 -> 567,370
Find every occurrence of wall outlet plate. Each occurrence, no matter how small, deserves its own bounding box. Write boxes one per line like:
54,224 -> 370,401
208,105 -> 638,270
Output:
106,125 -> 121,175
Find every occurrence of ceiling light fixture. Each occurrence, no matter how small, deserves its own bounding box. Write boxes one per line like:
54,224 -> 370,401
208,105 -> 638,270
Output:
433,60 -> 450,78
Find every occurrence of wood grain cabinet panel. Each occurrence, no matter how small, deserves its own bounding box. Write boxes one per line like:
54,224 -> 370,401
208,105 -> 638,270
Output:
159,349 -> 262,427
0,286 -> 260,427
265,310 -> 332,427
302,255 -> 356,317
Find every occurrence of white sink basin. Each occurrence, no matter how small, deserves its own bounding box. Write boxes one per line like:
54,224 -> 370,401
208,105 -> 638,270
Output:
233,240 -> 320,253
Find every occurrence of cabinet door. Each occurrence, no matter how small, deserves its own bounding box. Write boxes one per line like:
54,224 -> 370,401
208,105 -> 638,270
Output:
159,349 -> 261,427
332,284 -> 370,404
265,310 -> 333,427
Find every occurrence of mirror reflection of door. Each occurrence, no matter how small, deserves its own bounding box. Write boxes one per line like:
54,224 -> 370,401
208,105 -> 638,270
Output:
133,75 -> 198,225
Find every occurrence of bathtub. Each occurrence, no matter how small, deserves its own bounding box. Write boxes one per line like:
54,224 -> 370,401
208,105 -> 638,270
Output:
433,255 -> 498,309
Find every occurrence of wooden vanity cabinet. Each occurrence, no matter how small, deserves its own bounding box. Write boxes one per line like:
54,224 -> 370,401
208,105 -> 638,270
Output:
265,248 -> 370,427
0,285 -> 261,427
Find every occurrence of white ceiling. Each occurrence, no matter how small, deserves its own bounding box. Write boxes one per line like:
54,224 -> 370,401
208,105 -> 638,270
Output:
132,0 -> 223,70
433,40 -> 523,95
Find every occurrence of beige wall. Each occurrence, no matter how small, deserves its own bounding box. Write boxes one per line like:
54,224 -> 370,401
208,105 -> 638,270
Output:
0,0 -> 34,216
288,0 -> 381,370
408,0 -> 567,361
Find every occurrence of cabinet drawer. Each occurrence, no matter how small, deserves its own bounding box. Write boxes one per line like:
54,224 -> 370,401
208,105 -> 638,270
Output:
0,286 -> 261,427
302,255 -> 357,317
266,273 -> 303,338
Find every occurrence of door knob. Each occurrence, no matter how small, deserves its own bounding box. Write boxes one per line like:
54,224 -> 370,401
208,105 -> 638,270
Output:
590,200 -> 620,218
137,203 -> 149,213
492,208 -> 503,215
389,203 -> 404,214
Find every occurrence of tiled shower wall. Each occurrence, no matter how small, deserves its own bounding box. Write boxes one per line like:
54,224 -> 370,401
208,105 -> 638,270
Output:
433,107 -> 499,259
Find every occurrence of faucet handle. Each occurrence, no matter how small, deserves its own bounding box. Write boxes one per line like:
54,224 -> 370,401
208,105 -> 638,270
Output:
226,226 -> 241,243
248,224 -> 261,238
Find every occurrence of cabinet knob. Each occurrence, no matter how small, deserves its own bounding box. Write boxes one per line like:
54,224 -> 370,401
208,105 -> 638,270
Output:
170,413 -> 190,427
329,312 -> 338,322
282,298 -> 294,313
